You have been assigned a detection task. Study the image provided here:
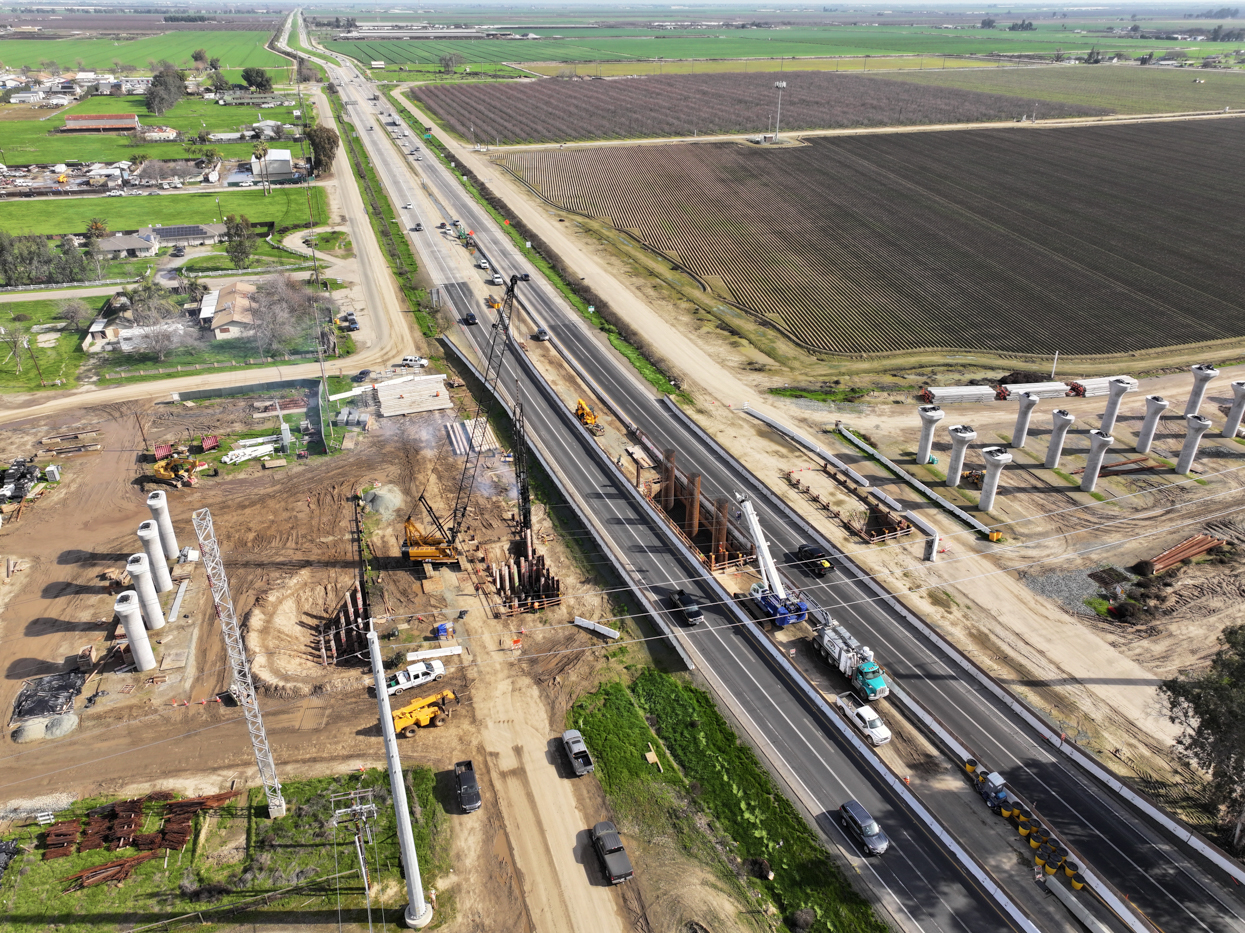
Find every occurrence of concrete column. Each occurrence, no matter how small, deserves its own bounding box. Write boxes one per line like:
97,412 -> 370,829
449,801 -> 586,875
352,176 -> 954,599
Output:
1222,381 -> 1245,439
1176,414 -> 1212,475
945,425 -> 977,488
1099,378 -> 1131,436
114,591 -> 157,673
137,520 -> 173,593
146,490 -> 179,560
1011,393 -> 1039,449
1184,363 -> 1219,416
916,405 -> 944,464
1135,395 -> 1169,454
126,553 -> 166,631
979,447 -> 1012,512
662,450 -> 676,512
1080,430 -> 1114,493
1045,410 -> 1075,469
686,473 -> 701,537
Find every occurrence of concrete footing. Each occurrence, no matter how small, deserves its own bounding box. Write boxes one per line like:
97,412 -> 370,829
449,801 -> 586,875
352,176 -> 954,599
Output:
1176,414 -> 1212,475
1081,431 -> 1114,493
114,592 -> 157,672
1045,410 -> 1075,469
1011,393 -> 1038,449
1135,395 -> 1168,454
946,425 -> 977,488
979,447 -> 1012,512
916,405 -> 944,465
1183,364 -> 1218,417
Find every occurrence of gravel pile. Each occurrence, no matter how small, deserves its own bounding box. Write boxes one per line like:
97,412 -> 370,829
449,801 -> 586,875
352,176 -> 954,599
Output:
1020,568 -> 1104,616
0,792 -> 76,819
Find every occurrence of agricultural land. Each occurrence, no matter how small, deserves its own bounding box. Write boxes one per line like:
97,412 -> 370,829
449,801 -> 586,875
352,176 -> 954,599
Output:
412,70 -> 1109,144
0,94 -> 310,167
0,188 -> 327,237
499,118 -> 1245,357
0,31 -> 286,74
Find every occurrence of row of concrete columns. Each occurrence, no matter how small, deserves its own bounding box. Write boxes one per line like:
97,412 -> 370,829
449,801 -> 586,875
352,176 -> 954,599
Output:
114,491 -> 182,673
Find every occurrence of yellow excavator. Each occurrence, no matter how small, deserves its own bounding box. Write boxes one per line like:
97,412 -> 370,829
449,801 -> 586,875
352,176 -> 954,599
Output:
153,456 -> 208,488
575,399 -> 605,436
392,689 -> 458,737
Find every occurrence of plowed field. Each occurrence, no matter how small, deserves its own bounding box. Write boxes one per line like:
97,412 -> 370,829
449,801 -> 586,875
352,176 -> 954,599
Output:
413,70 -> 1108,144
500,119 -> 1245,356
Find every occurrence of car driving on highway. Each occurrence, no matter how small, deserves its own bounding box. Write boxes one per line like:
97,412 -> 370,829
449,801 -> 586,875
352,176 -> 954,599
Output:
839,800 -> 889,856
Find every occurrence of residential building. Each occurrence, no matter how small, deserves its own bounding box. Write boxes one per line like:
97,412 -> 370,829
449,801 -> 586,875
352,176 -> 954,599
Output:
138,223 -> 226,247
204,282 -> 258,339
97,232 -> 160,259
10,91 -> 45,104
250,148 -> 295,182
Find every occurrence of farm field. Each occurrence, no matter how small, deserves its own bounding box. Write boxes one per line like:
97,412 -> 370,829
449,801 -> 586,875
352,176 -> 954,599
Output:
0,187 -> 327,236
874,64 -> 1245,115
0,31 -> 286,73
412,70 -> 1108,144
522,55 -> 1003,77
500,119 -> 1245,356
0,94 -> 310,166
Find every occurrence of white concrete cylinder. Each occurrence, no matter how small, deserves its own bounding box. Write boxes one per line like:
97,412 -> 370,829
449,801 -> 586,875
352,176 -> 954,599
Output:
1081,431 -> 1114,493
1099,378 -> 1131,436
138,520 -> 173,593
916,405 -> 944,465
1183,363 -> 1218,417
946,425 -> 977,488
1135,395 -> 1169,454
979,447 -> 1012,512
115,591 -> 157,672
1011,393 -> 1039,449
1045,410 -> 1076,469
1222,381 -> 1245,439
1176,414 -> 1212,475
126,553 -> 166,631
146,490 -> 179,561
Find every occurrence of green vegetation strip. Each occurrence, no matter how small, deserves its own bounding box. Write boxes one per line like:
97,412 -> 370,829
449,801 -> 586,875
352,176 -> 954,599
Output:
393,91 -> 684,398
326,89 -> 435,337
572,671 -> 885,933
0,188 -> 327,237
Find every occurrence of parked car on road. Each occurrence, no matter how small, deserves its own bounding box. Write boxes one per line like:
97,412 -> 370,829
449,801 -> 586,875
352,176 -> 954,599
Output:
400,355 -> 429,368
455,760 -> 481,813
561,730 -> 595,776
533,328 -> 550,342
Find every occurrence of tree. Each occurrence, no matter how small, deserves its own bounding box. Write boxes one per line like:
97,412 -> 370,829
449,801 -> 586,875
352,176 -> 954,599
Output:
252,141 -> 270,194
1162,625 -> 1245,848
439,53 -> 464,74
143,323 -> 186,362
209,56 -> 221,71
88,217 -> 109,237
305,124 -> 340,173
209,70 -> 230,92
58,298 -> 94,329
52,235 -> 87,283
296,56 -> 318,83
192,48 -> 208,63
241,67 -> 272,92
981,17 -> 997,28
252,275 -> 322,357
145,64 -> 185,116
224,214 -> 257,270
85,237 -> 106,280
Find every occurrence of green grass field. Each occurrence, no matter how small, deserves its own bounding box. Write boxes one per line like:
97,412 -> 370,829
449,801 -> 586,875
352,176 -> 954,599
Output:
0,30 -> 286,72
179,237 -> 310,273
0,93 -> 313,165
0,295 -> 105,390
874,64 -> 1245,114
0,186 -> 327,235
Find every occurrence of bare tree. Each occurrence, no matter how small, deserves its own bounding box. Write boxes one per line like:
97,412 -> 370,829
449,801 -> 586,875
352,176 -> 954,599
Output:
252,275 -> 322,357
58,298 -> 94,329
143,324 -> 186,362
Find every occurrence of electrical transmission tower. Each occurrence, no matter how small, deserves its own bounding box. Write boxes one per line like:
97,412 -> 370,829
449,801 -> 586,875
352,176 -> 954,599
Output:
192,508 -> 287,818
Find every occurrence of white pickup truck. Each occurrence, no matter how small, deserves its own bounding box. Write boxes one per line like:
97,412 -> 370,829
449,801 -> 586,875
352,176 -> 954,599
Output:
836,692 -> 892,746
383,660 -> 445,696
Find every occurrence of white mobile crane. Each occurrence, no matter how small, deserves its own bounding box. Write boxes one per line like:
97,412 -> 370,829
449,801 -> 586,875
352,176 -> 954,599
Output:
738,496 -> 808,627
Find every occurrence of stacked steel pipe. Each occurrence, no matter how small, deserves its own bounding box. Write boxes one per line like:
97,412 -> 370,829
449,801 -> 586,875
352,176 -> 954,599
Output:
1140,534 -> 1227,576
61,852 -> 158,891
486,547 -> 562,616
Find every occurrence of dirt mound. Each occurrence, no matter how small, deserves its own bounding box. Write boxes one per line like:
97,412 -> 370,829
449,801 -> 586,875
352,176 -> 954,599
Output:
362,484 -> 404,520
963,370 -> 1048,387
10,714 -> 77,743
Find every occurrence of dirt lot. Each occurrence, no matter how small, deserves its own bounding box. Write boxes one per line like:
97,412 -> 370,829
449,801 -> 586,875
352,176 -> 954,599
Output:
0,386 -> 758,932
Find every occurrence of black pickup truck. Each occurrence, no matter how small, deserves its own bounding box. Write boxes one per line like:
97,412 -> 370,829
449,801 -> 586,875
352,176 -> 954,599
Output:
591,821 -> 634,884
455,760 -> 481,813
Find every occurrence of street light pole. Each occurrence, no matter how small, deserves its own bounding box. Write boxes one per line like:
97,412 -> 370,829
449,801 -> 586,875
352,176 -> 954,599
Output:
773,81 -> 787,141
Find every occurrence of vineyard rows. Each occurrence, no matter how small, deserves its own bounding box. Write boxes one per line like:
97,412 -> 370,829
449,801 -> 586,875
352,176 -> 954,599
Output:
414,70 -> 1108,144
501,120 -> 1245,356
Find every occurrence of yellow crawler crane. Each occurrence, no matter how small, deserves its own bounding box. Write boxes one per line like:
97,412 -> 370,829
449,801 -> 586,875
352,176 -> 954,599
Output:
575,399 -> 605,436
401,515 -> 457,564
392,689 -> 458,737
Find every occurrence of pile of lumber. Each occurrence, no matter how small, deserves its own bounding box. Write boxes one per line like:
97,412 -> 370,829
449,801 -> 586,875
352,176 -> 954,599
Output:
60,852 -> 157,892
41,821 -> 80,860
1140,534 -> 1227,575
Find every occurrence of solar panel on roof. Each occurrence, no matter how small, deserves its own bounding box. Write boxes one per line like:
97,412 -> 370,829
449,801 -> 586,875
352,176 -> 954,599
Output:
157,225 -> 210,238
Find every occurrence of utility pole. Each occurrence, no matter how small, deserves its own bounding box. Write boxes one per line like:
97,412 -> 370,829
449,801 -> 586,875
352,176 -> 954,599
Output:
774,80 -> 787,140
134,412 -> 150,451
367,631 -> 432,928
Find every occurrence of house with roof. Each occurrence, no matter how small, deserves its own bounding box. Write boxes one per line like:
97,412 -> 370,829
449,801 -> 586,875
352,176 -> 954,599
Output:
203,282 -> 257,339
61,113 -> 140,133
10,90 -> 45,104
97,231 -> 159,259
138,223 -> 226,247
250,148 -> 296,182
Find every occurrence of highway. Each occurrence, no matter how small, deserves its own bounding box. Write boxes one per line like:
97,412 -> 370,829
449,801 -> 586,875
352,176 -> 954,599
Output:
296,22 -> 1245,933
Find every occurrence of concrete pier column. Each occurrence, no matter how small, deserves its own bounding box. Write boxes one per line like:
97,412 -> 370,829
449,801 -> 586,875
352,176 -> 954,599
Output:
1177,414 -> 1212,475
1184,363 -> 1219,416
126,553 -> 166,631
146,490 -> 179,560
1045,410 -> 1075,469
137,520 -> 173,593
1080,431 -> 1114,493
1135,395 -> 1169,454
1222,381 -> 1245,439
916,405 -> 944,464
979,447 -> 1012,512
946,425 -> 977,488
1099,378 -> 1131,436
662,450 -> 676,512
114,591 -> 157,672
685,473 -> 702,537
1011,393 -> 1039,449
